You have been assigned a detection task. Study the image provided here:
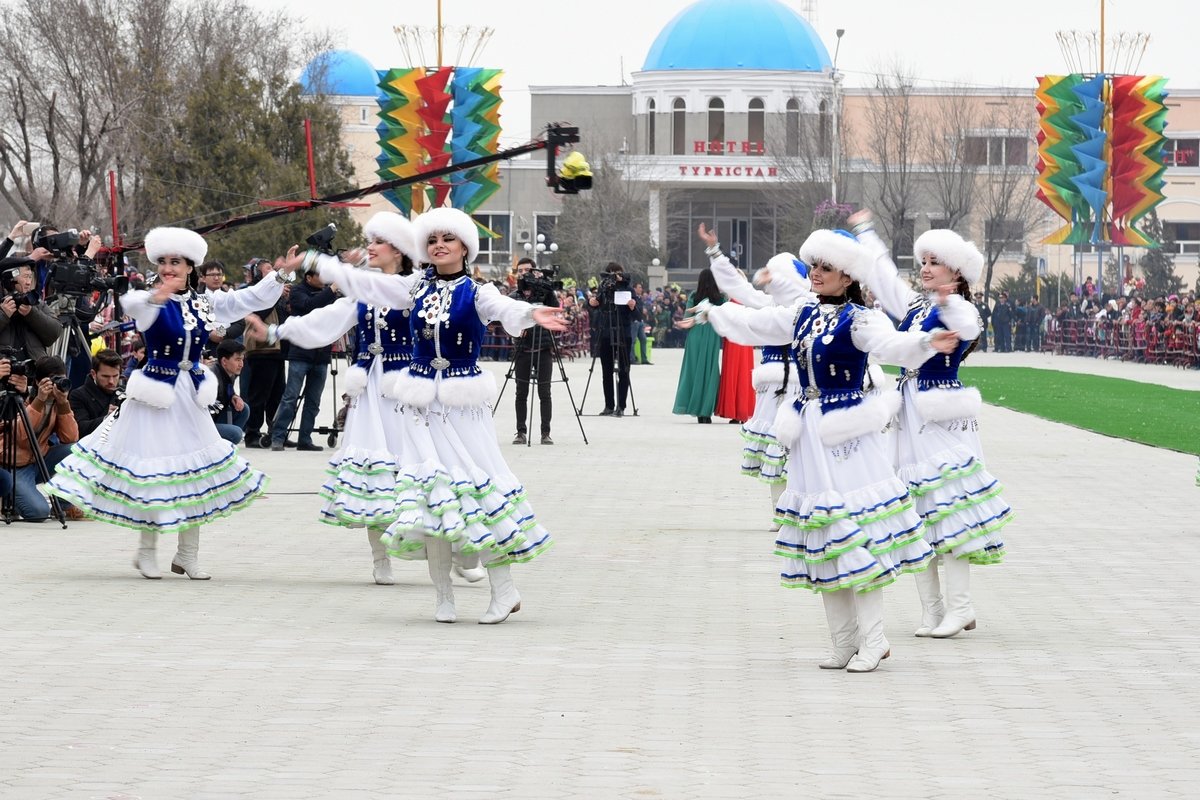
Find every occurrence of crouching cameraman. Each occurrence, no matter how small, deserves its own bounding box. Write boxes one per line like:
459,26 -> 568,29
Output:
0,355 -> 78,521
69,349 -> 122,437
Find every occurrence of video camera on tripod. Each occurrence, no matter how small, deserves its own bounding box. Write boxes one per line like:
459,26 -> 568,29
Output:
518,264 -> 564,297
34,229 -> 128,298
595,269 -> 630,303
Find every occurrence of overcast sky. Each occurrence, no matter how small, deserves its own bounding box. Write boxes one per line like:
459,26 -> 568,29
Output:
258,0 -> 1196,146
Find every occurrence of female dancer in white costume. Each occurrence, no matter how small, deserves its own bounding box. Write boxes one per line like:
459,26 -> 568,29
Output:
683,228 -> 959,672
47,228 -> 284,579
257,212 -> 488,585
308,207 -> 565,623
852,210 -> 1012,638
697,223 -> 811,528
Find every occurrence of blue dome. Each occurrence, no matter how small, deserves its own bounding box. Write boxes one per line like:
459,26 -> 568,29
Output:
642,0 -> 831,72
299,50 -> 377,96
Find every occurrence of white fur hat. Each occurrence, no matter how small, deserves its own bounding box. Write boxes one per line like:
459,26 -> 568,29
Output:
913,229 -> 984,285
760,251 -> 811,304
145,227 -> 207,265
799,229 -> 869,283
414,207 -> 479,264
364,212 -> 420,266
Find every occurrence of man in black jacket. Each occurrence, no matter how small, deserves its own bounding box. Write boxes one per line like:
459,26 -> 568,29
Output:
510,258 -> 560,445
68,349 -> 122,437
587,261 -> 639,417
269,262 -> 338,451
211,339 -> 249,444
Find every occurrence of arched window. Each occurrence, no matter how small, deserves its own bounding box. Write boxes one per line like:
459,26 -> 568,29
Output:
708,97 -> 725,146
785,98 -> 800,157
818,99 -> 830,156
672,97 -> 686,155
647,98 -> 656,155
748,98 -> 765,154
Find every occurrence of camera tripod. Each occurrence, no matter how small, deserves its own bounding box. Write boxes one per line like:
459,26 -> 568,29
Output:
494,324 -> 588,445
578,294 -> 639,416
0,387 -> 68,527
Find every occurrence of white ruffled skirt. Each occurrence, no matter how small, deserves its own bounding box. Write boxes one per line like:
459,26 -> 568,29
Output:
381,396 -> 552,568
319,360 -> 405,529
773,400 -> 933,593
891,382 -> 1011,565
741,372 -> 801,484
47,376 -> 267,533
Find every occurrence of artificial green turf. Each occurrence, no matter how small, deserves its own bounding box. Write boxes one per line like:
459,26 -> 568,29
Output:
953,367 -> 1200,455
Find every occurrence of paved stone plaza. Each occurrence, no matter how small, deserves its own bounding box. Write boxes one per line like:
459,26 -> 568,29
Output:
1,348 -> 1197,799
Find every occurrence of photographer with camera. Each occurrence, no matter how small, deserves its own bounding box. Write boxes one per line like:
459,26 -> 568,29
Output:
587,261 -> 639,417
510,257 -> 560,444
0,355 -> 78,521
68,349 -> 122,437
269,256 -> 339,452
0,258 -> 66,362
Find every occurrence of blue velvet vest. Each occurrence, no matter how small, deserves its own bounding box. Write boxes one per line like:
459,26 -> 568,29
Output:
406,275 -> 487,382
790,302 -> 868,413
141,293 -> 213,390
761,344 -> 787,364
897,300 -> 974,390
355,302 -> 412,375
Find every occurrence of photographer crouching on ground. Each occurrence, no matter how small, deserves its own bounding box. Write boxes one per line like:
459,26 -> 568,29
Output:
511,257 -> 561,444
0,355 -> 78,521
68,349 -> 122,437
210,339 -> 249,445
587,261 -> 639,417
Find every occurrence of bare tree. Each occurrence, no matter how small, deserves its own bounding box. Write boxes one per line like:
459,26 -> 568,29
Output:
0,0 -> 338,236
974,102 -> 1046,302
857,62 -> 924,256
762,105 -> 836,251
924,91 -> 980,230
552,137 -> 659,286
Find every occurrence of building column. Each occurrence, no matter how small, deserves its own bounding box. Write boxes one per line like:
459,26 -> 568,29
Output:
649,186 -> 661,249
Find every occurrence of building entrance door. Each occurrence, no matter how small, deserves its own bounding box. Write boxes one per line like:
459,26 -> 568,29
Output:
716,218 -> 750,268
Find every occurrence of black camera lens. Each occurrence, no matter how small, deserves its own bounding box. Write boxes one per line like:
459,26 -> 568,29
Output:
52,376 -> 72,393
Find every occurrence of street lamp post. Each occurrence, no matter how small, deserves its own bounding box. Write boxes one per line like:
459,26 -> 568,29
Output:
522,232 -> 558,265
830,28 -> 845,204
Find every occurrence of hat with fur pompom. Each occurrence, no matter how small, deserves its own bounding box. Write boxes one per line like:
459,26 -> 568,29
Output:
914,229 -> 984,285
799,229 -> 869,283
145,227 -> 207,266
414,207 -> 479,264
364,212 -> 421,266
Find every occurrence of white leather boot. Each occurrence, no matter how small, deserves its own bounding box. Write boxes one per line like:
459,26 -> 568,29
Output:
171,527 -> 211,580
913,556 -> 945,637
846,589 -> 891,673
818,589 -> 859,669
931,555 -> 976,638
454,550 -> 486,583
368,528 -> 395,585
134,531 -> 161,579
768,482 -> 785,531
479,563 -> 521,624
426,539 -> 456,623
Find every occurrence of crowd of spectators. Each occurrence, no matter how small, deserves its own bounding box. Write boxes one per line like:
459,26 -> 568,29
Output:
978,278 -> 1200,367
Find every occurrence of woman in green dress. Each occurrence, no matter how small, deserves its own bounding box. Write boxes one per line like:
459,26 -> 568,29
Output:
673,268 -> 724,422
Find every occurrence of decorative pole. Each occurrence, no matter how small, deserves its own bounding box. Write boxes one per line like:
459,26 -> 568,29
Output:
436,0 -> 446,68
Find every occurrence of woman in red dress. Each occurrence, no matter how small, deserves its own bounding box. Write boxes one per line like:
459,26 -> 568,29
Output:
715,298 -> 757,423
